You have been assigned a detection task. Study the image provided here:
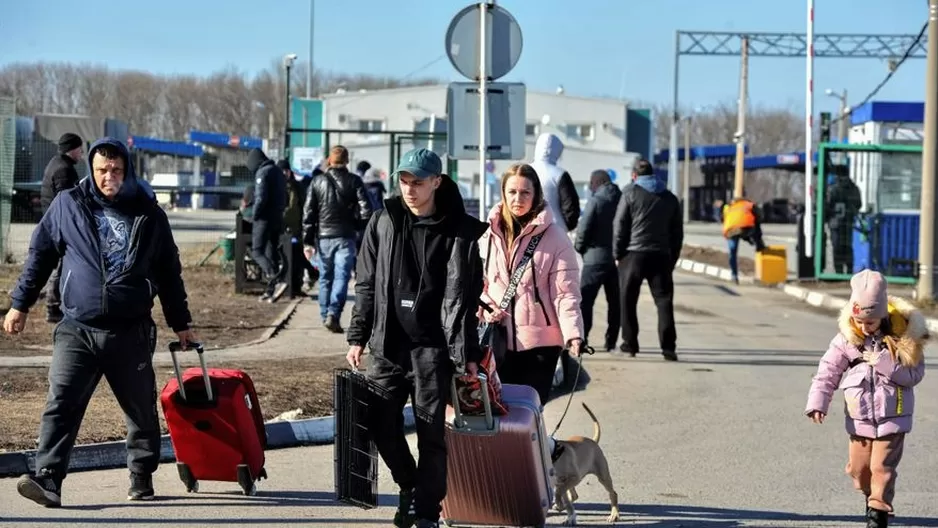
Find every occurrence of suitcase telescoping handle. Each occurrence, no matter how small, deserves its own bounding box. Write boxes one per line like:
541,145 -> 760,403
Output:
168,341 -> 214,402
449,373 -> 495,431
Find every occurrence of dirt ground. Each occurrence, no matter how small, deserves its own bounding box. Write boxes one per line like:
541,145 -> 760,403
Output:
681,245 -> 755,275
0,355 -> 348,452
0,244 -> 287,356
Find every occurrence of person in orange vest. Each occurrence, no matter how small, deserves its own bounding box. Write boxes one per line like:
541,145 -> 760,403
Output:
721,197 -> 766,284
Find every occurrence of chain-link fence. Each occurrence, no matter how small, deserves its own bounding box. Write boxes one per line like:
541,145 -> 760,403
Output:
814,143 -> 923,284
0,98 -> 15,261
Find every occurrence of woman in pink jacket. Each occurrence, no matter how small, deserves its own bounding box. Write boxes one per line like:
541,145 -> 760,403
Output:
804,269 -> 927,528
479,163 -> 584,405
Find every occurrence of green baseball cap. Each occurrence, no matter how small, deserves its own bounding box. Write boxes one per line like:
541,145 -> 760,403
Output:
393,148 -> 442,180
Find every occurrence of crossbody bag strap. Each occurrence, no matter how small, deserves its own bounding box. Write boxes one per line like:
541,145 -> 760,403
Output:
497,232 -> 544,311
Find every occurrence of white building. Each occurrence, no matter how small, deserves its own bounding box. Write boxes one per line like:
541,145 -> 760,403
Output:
318,84 -> 643,200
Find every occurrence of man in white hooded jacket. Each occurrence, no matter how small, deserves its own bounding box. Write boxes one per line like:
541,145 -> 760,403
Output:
529,133 -> 581,232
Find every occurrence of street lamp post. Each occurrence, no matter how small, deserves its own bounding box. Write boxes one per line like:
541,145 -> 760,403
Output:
283,54 -> 297,157
825,88 -> 849,142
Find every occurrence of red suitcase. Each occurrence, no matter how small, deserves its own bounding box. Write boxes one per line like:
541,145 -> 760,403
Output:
160,341 -> 268,496
441,375 -> 553,528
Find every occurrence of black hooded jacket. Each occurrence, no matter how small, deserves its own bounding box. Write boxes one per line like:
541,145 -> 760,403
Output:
347,177 -> 488,373
40,154 -> 80,213
574,182 -> 622,267
247,148 -> 286,223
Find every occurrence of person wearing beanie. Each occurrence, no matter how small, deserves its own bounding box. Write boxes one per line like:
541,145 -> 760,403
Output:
573,169 -> 622,352
302,145 -> 373,333
246,148 -> 288,303
355,159 -> 372,178
805,269 -> 928,527
39,132 -> 84,323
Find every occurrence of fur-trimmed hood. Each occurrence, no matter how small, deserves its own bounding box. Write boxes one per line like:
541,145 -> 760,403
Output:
838,295 -> 928,367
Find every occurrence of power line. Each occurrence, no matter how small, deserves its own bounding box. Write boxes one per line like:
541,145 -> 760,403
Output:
832,19 -> 929,125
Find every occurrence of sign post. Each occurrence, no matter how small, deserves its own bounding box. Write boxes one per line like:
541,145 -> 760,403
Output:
445,2 -> 523,219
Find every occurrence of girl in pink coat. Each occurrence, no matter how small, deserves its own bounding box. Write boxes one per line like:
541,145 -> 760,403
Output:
479,163 -> 584,405
805,269 -> 927,528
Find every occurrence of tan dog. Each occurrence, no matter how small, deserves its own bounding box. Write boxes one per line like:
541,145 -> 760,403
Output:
548,403 -> 620,526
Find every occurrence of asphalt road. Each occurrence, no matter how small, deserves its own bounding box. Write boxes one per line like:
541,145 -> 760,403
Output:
2,272 -> 937,526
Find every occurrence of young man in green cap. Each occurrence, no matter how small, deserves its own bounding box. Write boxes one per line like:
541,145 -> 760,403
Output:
345,148 -> 486,528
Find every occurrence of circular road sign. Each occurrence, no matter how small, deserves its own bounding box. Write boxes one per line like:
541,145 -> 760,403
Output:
445,3 -> 523,82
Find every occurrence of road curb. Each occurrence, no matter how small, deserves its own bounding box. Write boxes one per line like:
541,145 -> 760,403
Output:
676,256 -> 938,334
0,405 -> 415,478
246,296 -> 304,345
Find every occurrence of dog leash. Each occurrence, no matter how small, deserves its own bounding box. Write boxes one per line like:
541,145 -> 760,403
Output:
548,343 -> 595,438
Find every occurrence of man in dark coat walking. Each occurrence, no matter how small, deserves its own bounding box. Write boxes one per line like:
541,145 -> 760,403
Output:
574,169 -> 622,351
40,132 -> 84,322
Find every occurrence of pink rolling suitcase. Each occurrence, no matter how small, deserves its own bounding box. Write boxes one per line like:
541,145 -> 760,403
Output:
441,374 -> 553,528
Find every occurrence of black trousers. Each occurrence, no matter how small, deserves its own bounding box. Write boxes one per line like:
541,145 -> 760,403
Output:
830,226 -> 853,274
36,319 -> 159,479
368,346 -> 452,521
497,346 -> 563,407
619,251 -> 677,353
251,219 -> 286,294
580,263 -> 620,349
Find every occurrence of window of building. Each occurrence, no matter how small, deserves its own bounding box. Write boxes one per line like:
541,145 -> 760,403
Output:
356,119 -> 385,132
525,123 -> 538,137
566,123 -> 595,141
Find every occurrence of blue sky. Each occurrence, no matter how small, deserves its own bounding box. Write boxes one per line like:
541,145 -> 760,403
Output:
1,0 -> 929,114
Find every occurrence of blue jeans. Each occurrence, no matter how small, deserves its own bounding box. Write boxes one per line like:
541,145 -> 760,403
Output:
317,237 -> 357,321
727,236 -> 740,278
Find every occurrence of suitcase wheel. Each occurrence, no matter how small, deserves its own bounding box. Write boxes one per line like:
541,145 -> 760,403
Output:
176,463 -> 199,493
237,464 -> 257,496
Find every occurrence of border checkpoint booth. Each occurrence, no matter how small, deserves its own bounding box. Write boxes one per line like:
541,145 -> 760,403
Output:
844,101 -> 925,281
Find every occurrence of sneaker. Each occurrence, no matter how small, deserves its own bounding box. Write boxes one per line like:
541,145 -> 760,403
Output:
127,472 -> 155,501
415,520 -> 439,528
17,470 -> 61,507
324,314 -> 344,334
259,293 -> 272,302
619,344 -> 638,357
393,488 -> 416,528
662,350 -> 679,362
270,282 -> 289,302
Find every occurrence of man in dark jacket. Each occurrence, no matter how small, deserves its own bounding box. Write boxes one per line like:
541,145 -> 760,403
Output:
5,137 -> 195,506
345,147 -> 485,528
574,169 -> 622,351
613,159 -> 683,361
302,145 -> 373,333
40,132 -> 84,323
278,160 -> 318,291
247,148 -> 288,302
826,170 -> 862,274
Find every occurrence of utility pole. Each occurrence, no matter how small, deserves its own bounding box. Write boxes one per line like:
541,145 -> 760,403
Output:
733,36 -> 750,199
682,116 -> 691,223
837,89 -> 849,143
917,0 -> 938,301
307,0 -> 314,99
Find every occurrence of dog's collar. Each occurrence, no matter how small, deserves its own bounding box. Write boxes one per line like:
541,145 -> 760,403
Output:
550,441 -> 566,463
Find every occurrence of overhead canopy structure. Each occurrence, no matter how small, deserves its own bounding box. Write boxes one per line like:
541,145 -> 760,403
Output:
187,130 -> 263,150
129,135 -> 204,158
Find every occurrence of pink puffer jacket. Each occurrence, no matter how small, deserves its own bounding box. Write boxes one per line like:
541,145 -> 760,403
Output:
479,204 -> 584,352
